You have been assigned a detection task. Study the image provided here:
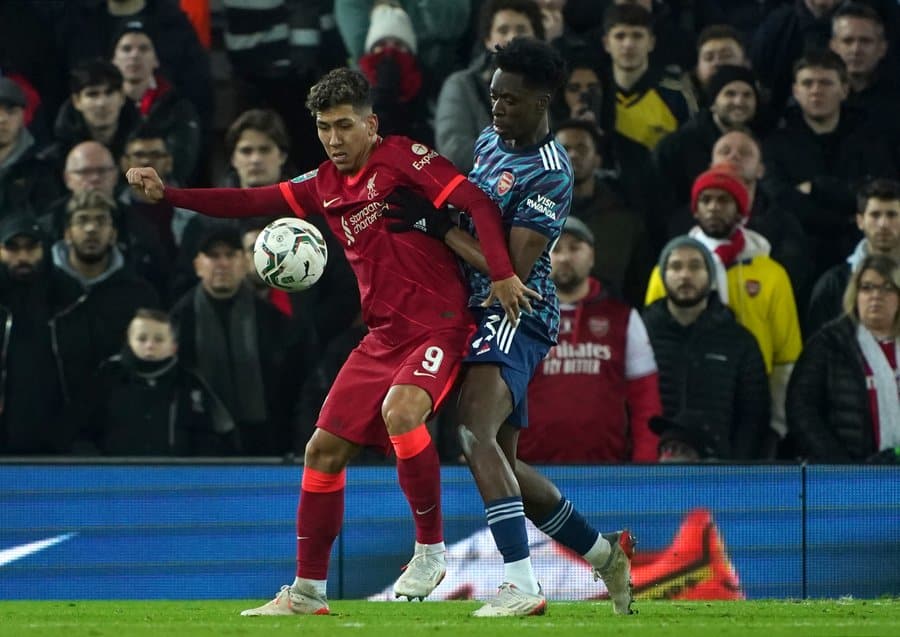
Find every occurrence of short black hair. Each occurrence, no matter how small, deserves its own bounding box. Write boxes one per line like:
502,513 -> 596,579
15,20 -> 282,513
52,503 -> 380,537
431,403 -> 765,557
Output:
493,37 -> 567,94
697,24 -> 745,52
602,3 -> 653,35
832,1 -> 884,34
857,178 -> 900,213
225,108 -> 290,158
793,48 -> 849,83
69,58 -> 123,94
478,0 -> 545,42
125,121 -> 168,146
305,68 -> 372,116
554,119 -> 604,155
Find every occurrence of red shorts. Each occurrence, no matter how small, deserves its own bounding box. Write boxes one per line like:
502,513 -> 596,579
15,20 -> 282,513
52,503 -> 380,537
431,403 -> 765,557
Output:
315,327 -> 473,454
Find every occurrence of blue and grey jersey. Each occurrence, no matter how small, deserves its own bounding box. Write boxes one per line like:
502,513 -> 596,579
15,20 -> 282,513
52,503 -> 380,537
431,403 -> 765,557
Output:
461,127 -> 573,341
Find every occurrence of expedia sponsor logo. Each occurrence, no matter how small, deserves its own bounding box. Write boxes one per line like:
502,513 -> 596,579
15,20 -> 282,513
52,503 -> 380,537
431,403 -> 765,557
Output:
540,341 -> 611,375
412,143 -> 429,156
525,194 -> 559,219
342,201 -> 385,244
413,149 -> 439,170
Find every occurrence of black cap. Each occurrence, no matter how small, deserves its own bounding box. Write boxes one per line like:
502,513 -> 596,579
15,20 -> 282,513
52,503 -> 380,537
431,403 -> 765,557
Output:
0,213 -> 44,245
196,224 -> 243,256
111,19 -> 153,52
0,77 -> 26,108
705,64 -> 759,105
562,216 -> 595,246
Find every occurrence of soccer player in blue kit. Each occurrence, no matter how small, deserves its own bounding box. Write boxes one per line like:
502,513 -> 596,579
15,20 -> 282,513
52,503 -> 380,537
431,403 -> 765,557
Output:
385,37 -> 635,618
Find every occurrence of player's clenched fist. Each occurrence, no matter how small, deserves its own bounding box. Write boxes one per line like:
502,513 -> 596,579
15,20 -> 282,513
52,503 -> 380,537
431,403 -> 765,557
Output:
125,167 -> 165,203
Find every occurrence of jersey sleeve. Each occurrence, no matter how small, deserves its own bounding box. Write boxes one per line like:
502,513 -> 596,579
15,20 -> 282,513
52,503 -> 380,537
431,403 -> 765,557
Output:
390,137 -> 515,281
278,169 -> 320,217
624,308 -> 658,379
390,137 -> 468,207
511,170 -> 571,238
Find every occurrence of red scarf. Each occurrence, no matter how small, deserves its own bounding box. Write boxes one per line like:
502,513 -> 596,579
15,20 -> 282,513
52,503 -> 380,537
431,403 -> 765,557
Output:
138,75 -> 170,117
358,47 -> 423,103
713,227 -> 746,267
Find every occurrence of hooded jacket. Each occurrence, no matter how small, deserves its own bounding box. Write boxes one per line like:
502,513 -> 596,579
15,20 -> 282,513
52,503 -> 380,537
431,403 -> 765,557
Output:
643,294 -> 771,459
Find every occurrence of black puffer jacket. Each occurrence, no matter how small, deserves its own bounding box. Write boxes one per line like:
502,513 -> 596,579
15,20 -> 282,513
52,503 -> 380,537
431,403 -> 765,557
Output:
643,295 -> 770,459
786,315 -> 878,461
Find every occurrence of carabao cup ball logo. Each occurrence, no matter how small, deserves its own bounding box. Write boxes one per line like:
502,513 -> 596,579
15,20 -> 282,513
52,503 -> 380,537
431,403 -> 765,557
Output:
253,217 -> 328,291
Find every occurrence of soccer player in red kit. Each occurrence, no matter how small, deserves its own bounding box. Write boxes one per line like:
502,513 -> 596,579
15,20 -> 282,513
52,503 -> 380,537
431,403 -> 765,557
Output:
127,68 -> 536,615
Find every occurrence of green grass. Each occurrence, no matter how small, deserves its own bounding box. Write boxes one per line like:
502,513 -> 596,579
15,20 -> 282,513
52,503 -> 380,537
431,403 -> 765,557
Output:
0,599 -> 898,637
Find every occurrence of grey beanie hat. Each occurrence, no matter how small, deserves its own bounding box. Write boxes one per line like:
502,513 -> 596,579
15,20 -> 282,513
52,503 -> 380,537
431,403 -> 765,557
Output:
658,236 -> 717,289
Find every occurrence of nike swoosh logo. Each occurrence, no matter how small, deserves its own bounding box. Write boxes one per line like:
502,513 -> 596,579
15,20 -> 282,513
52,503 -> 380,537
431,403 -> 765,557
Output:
323,197 -> 341,207
297,536 -> 310,540
415,505 -> 436,515
0,533 -> 77,567
413,369 -> 437,378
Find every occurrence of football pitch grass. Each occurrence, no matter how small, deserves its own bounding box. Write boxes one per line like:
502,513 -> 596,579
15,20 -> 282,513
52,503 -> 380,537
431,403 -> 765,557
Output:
1,599 -> 898,637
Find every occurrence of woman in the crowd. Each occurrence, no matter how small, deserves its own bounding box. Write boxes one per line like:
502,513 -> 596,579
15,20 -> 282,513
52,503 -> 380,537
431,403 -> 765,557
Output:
786,255 -> 900,463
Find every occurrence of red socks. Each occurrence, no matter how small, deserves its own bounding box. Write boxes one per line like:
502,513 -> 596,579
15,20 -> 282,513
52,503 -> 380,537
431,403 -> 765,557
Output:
296,467 -> 345,579
391,425 -> 443,545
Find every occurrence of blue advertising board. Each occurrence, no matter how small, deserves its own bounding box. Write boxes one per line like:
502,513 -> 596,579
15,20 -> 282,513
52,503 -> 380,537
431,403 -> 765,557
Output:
0,464 -> 896,600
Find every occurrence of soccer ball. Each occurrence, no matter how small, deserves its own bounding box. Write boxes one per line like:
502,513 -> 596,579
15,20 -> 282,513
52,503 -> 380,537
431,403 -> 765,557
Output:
253,217 -> 328,291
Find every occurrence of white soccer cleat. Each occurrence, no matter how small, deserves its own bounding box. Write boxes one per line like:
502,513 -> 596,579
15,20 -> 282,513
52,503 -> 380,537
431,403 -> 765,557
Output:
472,582 -> 547,617
593,529 -> 636,615
240,583 -> 330,616
393,551 -> 447,601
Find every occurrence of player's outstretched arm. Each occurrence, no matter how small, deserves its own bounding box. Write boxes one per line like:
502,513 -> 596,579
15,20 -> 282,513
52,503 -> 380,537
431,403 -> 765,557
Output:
127,167 -> 293,219
126,167 -> 165,202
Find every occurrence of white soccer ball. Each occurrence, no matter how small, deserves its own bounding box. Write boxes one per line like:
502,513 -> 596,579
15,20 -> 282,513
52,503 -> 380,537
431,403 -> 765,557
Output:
253,217 -> 328,291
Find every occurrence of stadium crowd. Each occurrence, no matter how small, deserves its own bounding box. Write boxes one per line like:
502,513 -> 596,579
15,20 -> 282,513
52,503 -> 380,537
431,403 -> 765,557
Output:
1,0 -> 899,464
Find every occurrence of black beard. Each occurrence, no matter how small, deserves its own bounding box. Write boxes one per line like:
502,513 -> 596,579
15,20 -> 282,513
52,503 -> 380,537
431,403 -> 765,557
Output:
666,287 -> 710,307
553,274 -> 586,294
73,247 -> 109,264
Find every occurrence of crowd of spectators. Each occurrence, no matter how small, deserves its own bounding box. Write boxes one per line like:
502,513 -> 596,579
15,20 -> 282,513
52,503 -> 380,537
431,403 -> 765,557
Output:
1,0 -> 899,465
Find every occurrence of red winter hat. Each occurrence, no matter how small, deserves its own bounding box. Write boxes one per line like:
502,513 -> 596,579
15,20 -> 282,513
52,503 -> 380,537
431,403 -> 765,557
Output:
690,165 -> 750,218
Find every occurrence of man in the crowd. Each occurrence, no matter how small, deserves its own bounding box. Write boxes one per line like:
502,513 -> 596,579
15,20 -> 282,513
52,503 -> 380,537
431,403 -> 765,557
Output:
0,213 -> 81,453
807,178 -> 900,335
710,129 -> 814,316
170,225 -> 312,456
50,189 -> 160,425
761,49 -> 896,279
655,64 -> 760,209
554,119 -> 653,307
602,3 -> 697,151
0,78 -> 62,215
687,24 -> 751,108
829,2 -> 896,122
520,216 -> 660,463
111,20 -> 201,184
52,59 -> 140,165
643,236 -> 770,460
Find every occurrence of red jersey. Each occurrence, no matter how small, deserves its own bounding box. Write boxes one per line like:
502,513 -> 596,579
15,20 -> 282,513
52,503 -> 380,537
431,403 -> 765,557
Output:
165,135 -> 514,344
279,137 -> 471,342
519,279 -> 660,463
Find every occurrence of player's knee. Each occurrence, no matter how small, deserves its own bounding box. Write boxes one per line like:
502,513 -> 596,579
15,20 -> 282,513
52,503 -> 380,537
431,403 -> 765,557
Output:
304,437 -> 346,473
381,402 -> 421,435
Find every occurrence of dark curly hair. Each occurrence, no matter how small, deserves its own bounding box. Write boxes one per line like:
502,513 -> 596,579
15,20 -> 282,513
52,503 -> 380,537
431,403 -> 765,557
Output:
305,68 -> 372,115
493,36 -> 567,94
